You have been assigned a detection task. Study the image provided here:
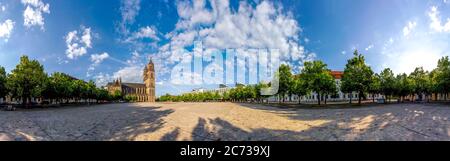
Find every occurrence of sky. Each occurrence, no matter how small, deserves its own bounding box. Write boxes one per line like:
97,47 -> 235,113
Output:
0,0 -> 450,96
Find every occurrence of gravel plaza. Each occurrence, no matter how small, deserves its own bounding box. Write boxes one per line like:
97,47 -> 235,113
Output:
1,102 -> 450,141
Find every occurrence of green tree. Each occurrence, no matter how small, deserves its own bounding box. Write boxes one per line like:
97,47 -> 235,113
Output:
301,60 -> 336,105
124,95 -> 137,102
278,64 -> 293,102
7,56 -> 48,106
86,80 -> 97,105
341,50 -> 374,104
395,73 -> 413,102
322,77 -> 337,105
159,93 -> 172,102
340,78 -> 354,104
96,89 -> 110,102
368,74 -> 381,103
380,68 -> 396,103
292,75 -> 308,104
41,76 -> 56,104
222,91 -> 230,101
409,67 -> 429,101
112,90 -> 123,101
212,91 -> 220,101
0,66 -> 8,100
434,56 -> 450,100
428,70 -> 438,102
255,82 -> 271,103
50,72 -> 73,103
71,80 -> 87,103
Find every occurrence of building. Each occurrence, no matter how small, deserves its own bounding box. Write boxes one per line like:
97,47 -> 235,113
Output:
190,85 -> 232,95
186,84 -> 236,96
270,71 -> 384,103
106,59 -> 156,102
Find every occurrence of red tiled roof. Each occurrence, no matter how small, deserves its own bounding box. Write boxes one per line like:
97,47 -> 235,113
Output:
330,71 -> 344,79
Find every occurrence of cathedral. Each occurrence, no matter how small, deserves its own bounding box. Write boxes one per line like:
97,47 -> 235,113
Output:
106,59 -> 156,102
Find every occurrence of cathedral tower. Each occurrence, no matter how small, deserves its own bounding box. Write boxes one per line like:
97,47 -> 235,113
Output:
143,58 -> 156,102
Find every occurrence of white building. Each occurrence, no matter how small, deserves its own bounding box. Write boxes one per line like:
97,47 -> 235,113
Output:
269,71 -> 383,103
190,86 -> 233,95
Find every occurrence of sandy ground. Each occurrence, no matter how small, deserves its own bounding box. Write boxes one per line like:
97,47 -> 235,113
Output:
1,102 -> 450,141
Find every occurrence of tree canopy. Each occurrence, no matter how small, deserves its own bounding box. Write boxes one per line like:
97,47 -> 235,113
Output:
7,56 -> 47,105
341,50 -> 374,104
0,66 -> 8,99
300,60 -> 336,105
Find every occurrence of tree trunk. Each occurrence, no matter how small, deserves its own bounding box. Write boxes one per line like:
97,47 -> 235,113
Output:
372,94 -> 375,103
358,91 -> 362,104
22,96 -> 26,106
318,93 -> 321,105
349,93 -> 352,104
324,95 -> 327,105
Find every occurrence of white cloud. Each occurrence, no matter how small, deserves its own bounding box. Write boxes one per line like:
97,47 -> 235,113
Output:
124,26 -> 160,48
118,0 -> 141,35
341,51 -> 346,55
365,44 -> 374,51
112,66 -> 143,83
65,27 -> 93,59
21,0 -> 50,30
175,0 -> 215,29
82,28 -> 92,48
0,19 -> 14,41
129,26 -> 159,41
155,0 -> 313,78
304,38 -> 310,43
378,4 -> 450,74
93,51 -> 148,85
403,21 -> 417,36
428,6 -> 450,33
87,52 -> 109,77
117,0 -> 160,51
93,65 -> 144,86
93,72 -> 112,87
389,38 -> 394,44
380,30 -> 449,74
90,52 -> 109,64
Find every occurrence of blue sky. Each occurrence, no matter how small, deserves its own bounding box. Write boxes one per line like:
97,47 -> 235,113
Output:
0,0 -> 450,96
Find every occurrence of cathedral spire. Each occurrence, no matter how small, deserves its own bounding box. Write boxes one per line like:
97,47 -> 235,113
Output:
148,56 -> 153,64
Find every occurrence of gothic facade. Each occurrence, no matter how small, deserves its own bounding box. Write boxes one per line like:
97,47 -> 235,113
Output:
106,59 -> 156,102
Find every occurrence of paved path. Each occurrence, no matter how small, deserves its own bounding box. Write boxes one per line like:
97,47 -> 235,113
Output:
1,102 -> 449,141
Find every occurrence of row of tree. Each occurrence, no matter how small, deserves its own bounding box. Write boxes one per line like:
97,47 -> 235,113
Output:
0,56 -> 119,106
158,83 -> 272,102
159,50 -> 450,105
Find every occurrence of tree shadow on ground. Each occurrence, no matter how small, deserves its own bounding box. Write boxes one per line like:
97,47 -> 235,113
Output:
160,127 -> 180,141
0,103 -> 174,141
180,117 -> 314,141
165,103 -> 450,141
80,105 -> 174,141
